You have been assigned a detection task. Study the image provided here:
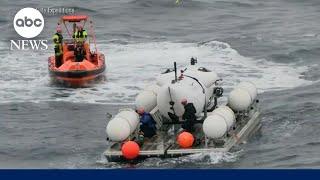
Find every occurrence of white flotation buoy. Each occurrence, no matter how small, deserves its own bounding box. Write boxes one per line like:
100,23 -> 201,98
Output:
202,114 -> 228,138
115,110 -> 139,133
236,81 -> 257,101
106,117 -> 131,141
228,81 -> 258,111
211,106 -> 235,130
228,88 -> 252,111
135,90 -> 157,113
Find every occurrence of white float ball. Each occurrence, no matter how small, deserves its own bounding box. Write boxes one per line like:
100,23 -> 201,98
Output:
212,106 -> 235,130
236,82 -> 257,100
135,90 -> 157,113
228,88 -> 252,111
106,118 -> 131,142
115,110 -> 139,133
203,114 -> 228,138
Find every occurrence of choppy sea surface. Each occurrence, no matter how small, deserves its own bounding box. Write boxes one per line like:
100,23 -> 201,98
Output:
0,0 -> 320,168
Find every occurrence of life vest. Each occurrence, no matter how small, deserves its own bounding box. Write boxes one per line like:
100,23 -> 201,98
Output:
54,44 -> 62,56
52,33 -> 63,44
52,33 -> 63,56
73,30 -> 88,43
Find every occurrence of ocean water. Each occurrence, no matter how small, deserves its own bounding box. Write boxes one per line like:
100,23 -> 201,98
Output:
0,0 -> 319,168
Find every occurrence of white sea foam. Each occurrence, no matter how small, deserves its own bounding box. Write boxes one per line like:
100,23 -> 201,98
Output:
0,41 -> 311,104
96,150 -> 241,168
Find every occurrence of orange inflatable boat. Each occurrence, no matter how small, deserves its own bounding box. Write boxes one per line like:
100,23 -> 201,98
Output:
48,15 -> 106,87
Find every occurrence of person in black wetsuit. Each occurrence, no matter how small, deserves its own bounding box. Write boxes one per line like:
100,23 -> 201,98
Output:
181,98 -> 197,132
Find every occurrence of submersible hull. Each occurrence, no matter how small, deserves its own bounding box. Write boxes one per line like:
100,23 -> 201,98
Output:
104,60 -> 261,162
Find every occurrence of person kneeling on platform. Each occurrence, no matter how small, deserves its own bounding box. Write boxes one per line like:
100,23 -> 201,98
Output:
137,108 -> 157,141
181,98 -> 197,133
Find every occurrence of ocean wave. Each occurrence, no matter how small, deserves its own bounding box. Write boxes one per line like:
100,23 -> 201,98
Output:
0,40 -> 312,104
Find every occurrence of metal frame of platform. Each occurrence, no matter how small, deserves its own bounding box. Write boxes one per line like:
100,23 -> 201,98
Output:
103,107 -> 261,160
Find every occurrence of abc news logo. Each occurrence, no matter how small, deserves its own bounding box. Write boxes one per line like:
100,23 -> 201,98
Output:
15,16 -> 42,28
10,7 -> 48,50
